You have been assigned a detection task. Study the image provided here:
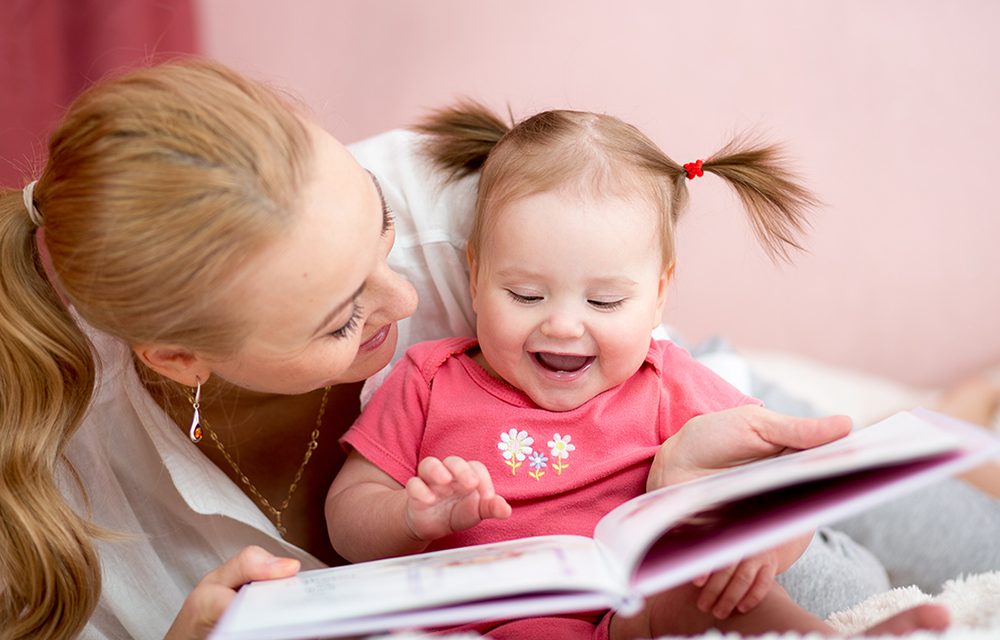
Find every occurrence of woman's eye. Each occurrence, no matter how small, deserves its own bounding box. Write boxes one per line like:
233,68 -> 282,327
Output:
589,299 -> 625,311
506,290 -> 543,305
329,303 -> 363,339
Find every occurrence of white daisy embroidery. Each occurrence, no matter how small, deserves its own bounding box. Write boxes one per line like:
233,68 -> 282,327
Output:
498,428 -> 534,475
548,433 -> 575,475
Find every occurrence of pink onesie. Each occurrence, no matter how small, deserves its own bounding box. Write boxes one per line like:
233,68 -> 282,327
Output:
342,336 -> 758,638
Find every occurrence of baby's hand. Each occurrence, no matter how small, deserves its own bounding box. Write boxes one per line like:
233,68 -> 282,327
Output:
404,456 -> 512,542
692,548 -> 780,619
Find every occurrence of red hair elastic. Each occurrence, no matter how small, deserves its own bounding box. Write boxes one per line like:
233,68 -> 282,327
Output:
683,159 -> 704,180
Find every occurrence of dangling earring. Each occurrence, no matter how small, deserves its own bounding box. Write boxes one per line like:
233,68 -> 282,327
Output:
189,378 -> 204,443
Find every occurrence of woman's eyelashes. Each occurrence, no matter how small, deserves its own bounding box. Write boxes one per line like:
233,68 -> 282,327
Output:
368,172 -> 394,236
381,202 -> 395,236
329,303 -> 364,339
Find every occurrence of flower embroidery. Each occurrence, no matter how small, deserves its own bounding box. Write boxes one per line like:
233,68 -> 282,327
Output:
548,433 -> 575,475
528,452 -> 548,481
498,428 -> 534,475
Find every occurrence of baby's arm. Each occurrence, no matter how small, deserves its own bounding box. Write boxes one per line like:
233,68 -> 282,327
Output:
325,451 -> 512,563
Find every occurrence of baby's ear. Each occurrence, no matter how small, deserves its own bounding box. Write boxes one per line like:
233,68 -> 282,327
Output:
653,262 -> 675,325
467,246 -> 480,309
133,344 -> 212,387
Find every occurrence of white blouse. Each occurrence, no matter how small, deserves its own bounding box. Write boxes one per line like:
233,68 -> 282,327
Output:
63,130 -> 479,639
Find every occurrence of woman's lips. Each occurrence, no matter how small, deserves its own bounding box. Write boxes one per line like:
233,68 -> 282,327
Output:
359,324 -> 391,353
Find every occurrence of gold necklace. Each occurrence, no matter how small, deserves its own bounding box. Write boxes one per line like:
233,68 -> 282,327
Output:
187,387 -> 332,538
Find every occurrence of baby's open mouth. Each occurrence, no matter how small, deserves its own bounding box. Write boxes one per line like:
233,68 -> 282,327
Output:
532,352 -> 596,373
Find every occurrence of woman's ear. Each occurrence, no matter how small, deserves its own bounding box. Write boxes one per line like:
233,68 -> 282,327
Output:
133,344 -> 212,387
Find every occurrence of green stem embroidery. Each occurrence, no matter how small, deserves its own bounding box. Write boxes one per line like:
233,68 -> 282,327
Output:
552,460 -> 568,475
506,458 -> 521,475
529,469 -> 544,481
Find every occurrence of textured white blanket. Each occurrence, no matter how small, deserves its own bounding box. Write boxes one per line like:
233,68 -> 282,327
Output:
650,571 -> 1000,640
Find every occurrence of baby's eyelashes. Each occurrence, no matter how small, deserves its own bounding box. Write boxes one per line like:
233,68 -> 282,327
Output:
587,298 -> 626,311
505,289 -> 543,304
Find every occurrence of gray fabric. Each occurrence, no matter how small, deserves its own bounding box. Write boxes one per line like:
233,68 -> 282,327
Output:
833,478 -> 1000,593
780,481 -> 1000,617
777,528 -> 890,619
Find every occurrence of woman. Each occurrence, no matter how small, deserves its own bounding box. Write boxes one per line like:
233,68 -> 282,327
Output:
0,58 -> 423,638
0,57 -> 981,639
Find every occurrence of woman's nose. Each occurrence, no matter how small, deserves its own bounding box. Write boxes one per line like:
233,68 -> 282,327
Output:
365,261 -> 418,325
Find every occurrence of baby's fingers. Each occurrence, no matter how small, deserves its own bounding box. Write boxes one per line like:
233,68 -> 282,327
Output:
482,494 -> 512,521
695,564 -> 736,614
417,456 -> 451,484
442,456 -> 481,492
405,475 -> 438,505
735,564 -> 775,614
468,460 -> 501,497
708,564 -> 757,619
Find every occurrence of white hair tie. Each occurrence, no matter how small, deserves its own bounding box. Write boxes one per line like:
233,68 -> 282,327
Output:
22,180 -> 43,227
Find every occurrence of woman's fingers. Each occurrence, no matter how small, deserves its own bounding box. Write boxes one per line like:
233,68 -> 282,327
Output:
167,546 -> 299,639
202,545 -> 300,590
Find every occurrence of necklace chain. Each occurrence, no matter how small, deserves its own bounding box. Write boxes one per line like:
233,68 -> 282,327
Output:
187,387 -> 331,537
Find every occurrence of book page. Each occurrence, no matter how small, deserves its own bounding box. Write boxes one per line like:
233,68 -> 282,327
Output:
593,410 -> 974,584
212,535 -> 618,640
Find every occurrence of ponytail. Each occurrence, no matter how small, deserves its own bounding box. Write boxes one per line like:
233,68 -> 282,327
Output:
412,98 -> 511,182
414,100 -> 817,265
0,188 -> 102,639
700,135 -> 817,262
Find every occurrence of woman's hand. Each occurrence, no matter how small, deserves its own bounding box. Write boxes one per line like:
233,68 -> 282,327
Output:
647,405 -> 852,491
164,545 -> 300,639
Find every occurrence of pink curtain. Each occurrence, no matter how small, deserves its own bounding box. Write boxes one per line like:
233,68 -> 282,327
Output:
0,0 -> 198,187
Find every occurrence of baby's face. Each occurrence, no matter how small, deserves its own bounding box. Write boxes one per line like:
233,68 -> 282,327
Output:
470,189 -> 669,411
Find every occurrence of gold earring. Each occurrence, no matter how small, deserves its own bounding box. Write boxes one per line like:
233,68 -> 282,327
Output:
189,378 -> 203,443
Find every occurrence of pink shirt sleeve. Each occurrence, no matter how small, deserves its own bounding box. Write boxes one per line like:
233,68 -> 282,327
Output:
341,350 -> 431,486
656,340 -> 762,441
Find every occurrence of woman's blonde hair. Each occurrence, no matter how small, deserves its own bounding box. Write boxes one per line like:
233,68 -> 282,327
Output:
414,100 -> 818,270
0,58 -> 311,638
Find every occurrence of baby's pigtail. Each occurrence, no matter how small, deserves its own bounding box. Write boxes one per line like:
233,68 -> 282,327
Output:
412,99 -> 512,182
701,134 -> 818,261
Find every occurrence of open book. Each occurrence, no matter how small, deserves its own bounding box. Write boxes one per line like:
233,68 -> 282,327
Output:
211,408 -> 1000,640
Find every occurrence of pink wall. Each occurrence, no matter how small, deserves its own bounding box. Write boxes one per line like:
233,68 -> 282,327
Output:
200,0 -> 1000,387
